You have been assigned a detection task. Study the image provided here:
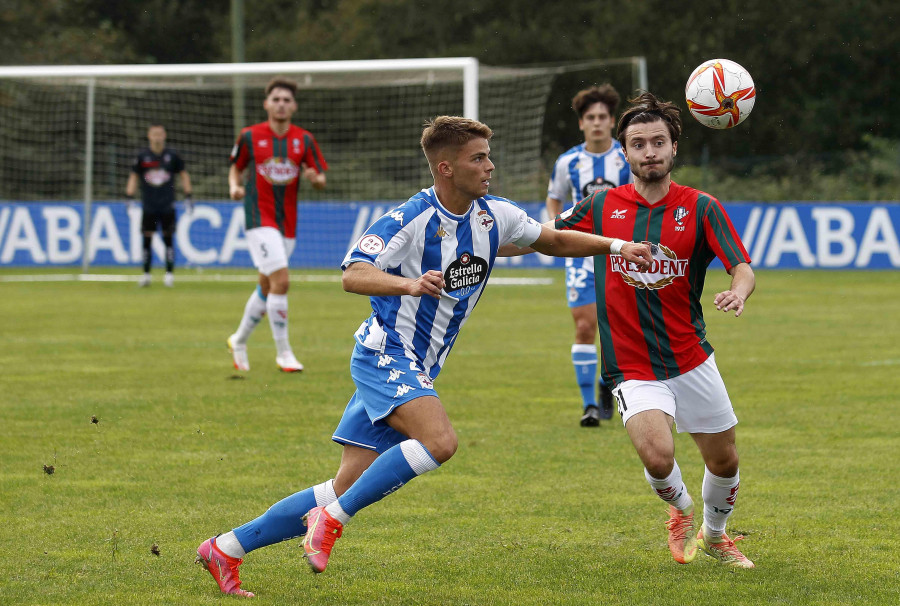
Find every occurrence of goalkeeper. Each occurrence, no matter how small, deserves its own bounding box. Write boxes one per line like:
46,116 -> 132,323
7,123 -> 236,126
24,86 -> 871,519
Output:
125,123 -> 193,288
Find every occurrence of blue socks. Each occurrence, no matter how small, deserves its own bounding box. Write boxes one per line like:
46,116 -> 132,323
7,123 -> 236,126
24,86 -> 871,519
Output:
232,479 -> 336,553
337,440 -> 439,517
572,344 -> 598,409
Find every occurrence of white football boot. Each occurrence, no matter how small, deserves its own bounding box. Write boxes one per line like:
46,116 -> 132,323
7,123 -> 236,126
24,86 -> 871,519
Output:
276,351 -> 304,373
227,335 -> 250,371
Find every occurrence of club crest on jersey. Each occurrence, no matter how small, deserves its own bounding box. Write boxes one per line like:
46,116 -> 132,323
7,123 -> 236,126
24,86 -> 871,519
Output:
610,242 -> 688,290
476,210 -> 494,232
416,372 -> 434,389
673,206 -> 689,225
445,253 -> 488,300
257,157 -> 299,184
581,177 -> 617,198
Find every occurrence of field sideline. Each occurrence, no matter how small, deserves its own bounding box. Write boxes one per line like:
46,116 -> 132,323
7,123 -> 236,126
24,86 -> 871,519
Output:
1,268 -> 898,605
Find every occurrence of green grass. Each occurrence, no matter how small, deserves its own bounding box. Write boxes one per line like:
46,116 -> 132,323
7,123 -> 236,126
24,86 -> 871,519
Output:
1,268 -> 898,605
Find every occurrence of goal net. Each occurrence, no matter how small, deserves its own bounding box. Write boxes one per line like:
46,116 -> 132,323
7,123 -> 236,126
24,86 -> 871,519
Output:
0,57 -> 645,269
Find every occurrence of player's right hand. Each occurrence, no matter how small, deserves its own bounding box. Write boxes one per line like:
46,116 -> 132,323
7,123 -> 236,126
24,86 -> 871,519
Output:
620,242 -> 653,269
230,185 -> 245,200
408,270 -> 445,299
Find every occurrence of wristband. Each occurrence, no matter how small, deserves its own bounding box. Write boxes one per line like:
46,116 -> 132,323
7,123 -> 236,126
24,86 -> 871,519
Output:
610,238 -> 626,255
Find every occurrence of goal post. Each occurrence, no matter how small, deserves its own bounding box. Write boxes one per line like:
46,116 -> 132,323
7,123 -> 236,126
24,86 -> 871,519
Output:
0,57 -> 646,270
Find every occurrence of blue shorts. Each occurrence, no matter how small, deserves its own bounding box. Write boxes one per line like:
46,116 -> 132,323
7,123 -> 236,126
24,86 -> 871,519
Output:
332,343 -> 439,454
565,262 -> 596,308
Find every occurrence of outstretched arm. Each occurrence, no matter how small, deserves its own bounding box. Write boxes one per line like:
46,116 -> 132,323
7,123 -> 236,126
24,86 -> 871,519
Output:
342,261 -> 446,299
528,226 -> 653,268
714,262 -> 755,317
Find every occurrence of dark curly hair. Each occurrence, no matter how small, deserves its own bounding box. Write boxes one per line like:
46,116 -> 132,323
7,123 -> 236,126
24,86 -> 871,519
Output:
616,92 -> 682,147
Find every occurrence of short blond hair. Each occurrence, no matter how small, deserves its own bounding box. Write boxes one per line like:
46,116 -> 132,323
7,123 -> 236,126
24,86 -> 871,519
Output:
420,116 -> 492,164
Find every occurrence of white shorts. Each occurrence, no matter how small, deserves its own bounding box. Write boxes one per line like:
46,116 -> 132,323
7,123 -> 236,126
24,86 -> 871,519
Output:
612,353 -> 738,434
246,227 -> 296,275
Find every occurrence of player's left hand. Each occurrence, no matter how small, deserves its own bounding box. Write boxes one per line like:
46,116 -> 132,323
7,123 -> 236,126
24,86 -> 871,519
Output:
714,290 -> 745,317
620,242 -> 653,269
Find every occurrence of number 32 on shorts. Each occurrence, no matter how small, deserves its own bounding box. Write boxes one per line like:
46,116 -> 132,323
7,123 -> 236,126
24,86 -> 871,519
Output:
566,267 -> 588,289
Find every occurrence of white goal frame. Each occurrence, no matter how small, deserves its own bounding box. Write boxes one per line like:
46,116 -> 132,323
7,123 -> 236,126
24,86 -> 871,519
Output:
0,58 -> 479,271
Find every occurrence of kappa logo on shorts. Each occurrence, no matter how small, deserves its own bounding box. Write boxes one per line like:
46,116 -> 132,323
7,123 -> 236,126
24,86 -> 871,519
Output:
394,384 -> 415,398
416,372 -> 433,389
377,354 -> 395,368
387,368 -> 405,383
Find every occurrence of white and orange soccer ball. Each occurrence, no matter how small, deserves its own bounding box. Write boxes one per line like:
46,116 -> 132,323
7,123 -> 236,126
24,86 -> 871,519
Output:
685,59 -> 756,129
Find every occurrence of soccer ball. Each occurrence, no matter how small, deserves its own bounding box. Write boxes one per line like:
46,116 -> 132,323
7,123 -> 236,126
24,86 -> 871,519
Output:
685,59 -> 756,129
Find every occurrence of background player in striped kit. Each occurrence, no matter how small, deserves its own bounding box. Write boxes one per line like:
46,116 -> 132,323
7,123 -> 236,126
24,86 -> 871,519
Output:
554,92 -> 756,568
125,123 -> 192,288
226,77 -> 328,373
195,116 -> 652,595
546,85 -> 633,427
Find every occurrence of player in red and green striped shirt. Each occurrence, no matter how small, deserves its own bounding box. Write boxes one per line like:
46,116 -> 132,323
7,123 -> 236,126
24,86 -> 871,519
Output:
556,92 -> 756,568
226,77 -> 328,373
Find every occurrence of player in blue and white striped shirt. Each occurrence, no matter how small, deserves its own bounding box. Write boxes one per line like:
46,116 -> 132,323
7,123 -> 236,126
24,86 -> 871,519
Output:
195,116 -> 652,591
546,85 -> 633,427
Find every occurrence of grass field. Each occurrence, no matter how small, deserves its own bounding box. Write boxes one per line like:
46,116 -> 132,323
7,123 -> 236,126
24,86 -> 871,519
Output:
1,267 -> 898,605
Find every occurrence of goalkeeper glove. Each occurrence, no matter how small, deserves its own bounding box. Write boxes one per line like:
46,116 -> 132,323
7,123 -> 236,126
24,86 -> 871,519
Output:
183,194 -> 194,214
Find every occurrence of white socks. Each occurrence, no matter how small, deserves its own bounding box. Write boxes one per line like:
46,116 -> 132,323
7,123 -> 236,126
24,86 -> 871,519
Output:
266,293 -> 292,355
702,467 -> 740,536
645,460 -> 693,512
325,500 -> 351,525
215,531 -> 246,559
234,288 -> 268,343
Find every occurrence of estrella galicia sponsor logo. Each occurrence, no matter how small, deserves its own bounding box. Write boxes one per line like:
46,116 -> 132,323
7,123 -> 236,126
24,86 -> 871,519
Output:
581,177 -> 617,198
445,252 -> 488,299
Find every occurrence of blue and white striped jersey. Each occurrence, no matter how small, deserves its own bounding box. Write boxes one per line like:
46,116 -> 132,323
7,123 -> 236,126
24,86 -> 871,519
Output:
547,142 -> 632,273
342,187 -> 542,379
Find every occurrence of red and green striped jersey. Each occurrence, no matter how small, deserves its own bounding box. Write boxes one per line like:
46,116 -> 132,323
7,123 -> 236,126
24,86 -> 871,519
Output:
230,122 -> 328,238
556,182 -> 750,385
